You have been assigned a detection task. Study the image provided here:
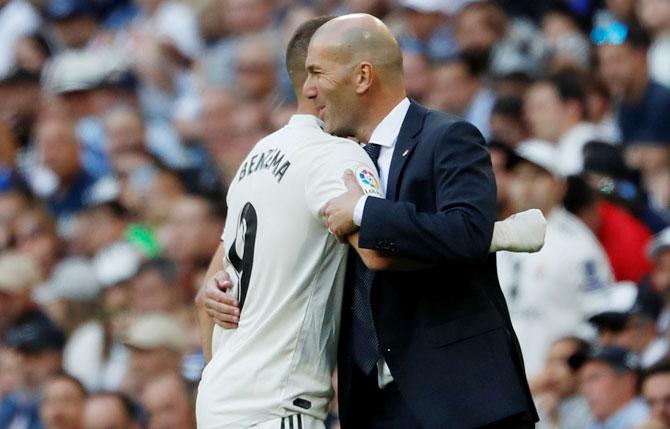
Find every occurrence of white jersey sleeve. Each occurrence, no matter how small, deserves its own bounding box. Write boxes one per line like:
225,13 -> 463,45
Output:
304,140 -> 383,219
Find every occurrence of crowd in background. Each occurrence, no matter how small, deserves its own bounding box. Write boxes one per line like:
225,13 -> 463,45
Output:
1,0 -> 670,428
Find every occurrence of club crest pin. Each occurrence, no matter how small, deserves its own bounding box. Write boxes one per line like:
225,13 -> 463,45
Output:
355,167 -> 383,197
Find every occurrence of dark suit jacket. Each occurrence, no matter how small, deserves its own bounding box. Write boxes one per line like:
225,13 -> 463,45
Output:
338,102 -> 538,428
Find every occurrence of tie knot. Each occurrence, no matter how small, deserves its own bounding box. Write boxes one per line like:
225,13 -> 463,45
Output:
363,143 -> 381,165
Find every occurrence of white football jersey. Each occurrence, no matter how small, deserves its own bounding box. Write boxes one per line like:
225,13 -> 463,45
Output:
196,115 -> 381,429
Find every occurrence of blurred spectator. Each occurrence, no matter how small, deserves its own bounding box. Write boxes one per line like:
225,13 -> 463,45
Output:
533,336 -> 594,429
202,0 -> 277,88
233,34 -> 280,106
400,49 -> 431,103
12,203 -> 62,277
39,372 -> 86,429
32,257 -> 101,336
45,0 -> 100,51
140,373 -> 196,429
524,70 -> 603,175
489,141 -> 513,219
497,140 -> 614,378
637,0 -> 670,88
0,70 -> 42,146
541,6 -> 592,71
160,194 -> 224,272
577,346 -> 650,429
428,54 -> 495,139
0,314 -> 65,429
70,198 -> 130,258
130,257 -> 182,314
13,33 -> 52,77
0,0 -> 41,78
0,188 -> 29,250
396,0 -> 458,61
588,282 -> 668,368
63,242 -> 142,391
489,96 -> 528,147
0,347 -> 21,399
122,312 -> 188,398
595,20 -> 670,147
565,148 -> 654,283
585,77 -> 621,144
0,251 -> 42,335
604,0 -> 638,22
103,103 -> 190,172
641,359 -> 670,427
33,114 -> 98,230
649,228 -> 670,332
455,1 -> 549,76
82,392 -> 142,429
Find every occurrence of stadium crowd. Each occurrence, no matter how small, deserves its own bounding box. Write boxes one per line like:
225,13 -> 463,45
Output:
1,0 -> 670,428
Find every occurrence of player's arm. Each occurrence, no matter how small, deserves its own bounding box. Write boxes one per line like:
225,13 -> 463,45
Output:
195,242 -> 238,362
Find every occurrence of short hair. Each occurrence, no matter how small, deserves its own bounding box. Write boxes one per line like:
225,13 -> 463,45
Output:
434,53 -> 486,78
492,96 -> 523,120
624,19 -> 652,50
285,16 -> 335,93
642,358 -> 670,383
136,257 -> 179,284
537,70 -> 588,118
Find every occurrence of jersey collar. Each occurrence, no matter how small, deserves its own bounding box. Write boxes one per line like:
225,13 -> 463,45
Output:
287,114 -> 325,130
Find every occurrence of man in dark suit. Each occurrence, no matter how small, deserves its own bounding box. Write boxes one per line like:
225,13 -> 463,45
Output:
307,14 -> 538,428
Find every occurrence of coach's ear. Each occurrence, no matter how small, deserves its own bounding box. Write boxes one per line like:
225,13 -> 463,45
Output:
354,62 -> 373,95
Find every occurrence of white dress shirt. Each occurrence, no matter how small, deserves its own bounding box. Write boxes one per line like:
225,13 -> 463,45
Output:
351,97 -> 411,388
353,97 -> 411,225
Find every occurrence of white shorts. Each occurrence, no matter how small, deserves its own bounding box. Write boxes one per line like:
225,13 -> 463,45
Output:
252,414 -> 324,429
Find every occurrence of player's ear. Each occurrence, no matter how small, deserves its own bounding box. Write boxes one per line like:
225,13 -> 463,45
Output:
354,62 -> 373,95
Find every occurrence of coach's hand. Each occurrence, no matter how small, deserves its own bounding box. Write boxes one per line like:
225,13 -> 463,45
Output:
197,270 -> 240,329
324,170 -> 364,241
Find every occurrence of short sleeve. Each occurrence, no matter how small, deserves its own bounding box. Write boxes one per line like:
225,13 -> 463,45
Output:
304,141 -> 382,219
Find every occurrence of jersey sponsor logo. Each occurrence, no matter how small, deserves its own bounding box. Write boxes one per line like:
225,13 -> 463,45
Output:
238,148 -> 291,183
355,167 -> 383,197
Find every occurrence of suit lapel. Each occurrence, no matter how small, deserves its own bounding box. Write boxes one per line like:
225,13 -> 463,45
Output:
385,101 -> 426,200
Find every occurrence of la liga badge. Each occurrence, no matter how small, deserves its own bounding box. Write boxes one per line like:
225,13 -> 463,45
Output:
356,167 -> 383,197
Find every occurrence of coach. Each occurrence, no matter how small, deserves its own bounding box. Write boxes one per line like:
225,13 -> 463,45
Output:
309,14 -> 538,428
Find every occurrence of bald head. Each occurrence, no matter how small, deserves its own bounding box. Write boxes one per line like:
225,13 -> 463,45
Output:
303,13 -> 406,141
310,13 -> 403,81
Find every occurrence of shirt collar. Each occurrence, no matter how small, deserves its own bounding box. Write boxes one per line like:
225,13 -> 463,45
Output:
286,114 -> 325,129
368,97 -> 410,148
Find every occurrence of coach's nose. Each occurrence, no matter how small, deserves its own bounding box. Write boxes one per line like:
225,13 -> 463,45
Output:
303,74 -> 317,100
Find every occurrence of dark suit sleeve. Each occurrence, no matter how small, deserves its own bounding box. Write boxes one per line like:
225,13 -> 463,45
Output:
358,120 -> 496,263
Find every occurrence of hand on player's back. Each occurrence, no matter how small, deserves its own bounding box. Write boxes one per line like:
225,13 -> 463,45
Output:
199,271 -> 240,329
323,170 -> 364,241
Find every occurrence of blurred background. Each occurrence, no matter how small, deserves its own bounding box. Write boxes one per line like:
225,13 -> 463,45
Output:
1,0 -> 670,428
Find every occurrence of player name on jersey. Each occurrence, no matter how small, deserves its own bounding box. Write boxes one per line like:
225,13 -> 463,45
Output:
238,147 -> 291,183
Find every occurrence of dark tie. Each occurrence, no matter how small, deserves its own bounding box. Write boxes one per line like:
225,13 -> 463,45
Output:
363,143 -> 381,171
351,142 -> 382,375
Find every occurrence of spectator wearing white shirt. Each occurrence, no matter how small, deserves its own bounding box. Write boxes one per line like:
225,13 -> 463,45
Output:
498,140 -> 615,379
